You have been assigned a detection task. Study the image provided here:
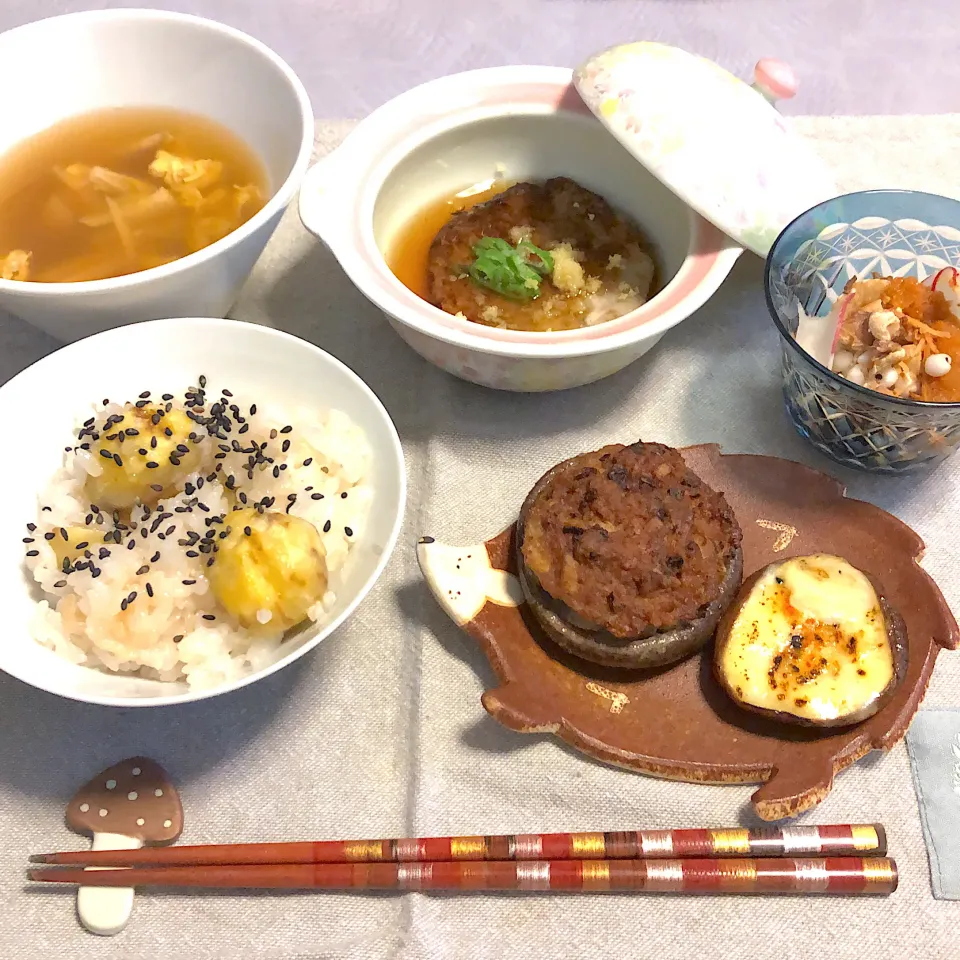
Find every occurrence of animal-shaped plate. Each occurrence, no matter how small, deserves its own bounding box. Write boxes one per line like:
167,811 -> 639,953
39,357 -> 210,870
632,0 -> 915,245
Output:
417,445 -> 958,820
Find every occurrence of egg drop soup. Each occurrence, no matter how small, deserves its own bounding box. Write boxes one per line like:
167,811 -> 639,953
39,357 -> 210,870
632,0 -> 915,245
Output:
0,106 -> 269,284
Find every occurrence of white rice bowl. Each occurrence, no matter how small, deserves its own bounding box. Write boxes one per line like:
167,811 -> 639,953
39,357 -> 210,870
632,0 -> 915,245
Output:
0,319 -> 405,706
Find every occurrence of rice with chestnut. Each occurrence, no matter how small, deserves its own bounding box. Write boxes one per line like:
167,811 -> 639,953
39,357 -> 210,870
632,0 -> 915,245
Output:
23,379 -> 371,689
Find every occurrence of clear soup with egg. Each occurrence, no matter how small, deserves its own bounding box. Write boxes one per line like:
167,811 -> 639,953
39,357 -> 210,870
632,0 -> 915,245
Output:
0,106 -> 268,284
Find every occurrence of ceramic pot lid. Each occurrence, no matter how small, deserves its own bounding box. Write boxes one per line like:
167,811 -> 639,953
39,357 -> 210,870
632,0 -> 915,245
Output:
574,42 -> 838,257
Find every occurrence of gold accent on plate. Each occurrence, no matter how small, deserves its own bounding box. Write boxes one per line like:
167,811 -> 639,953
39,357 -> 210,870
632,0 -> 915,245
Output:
585,682 -> 629,714
571,833 -> 607,857
451,837 -> 486,860
851,825 -> 880,851
756,518 -> 797,552
710,829 -> 752,855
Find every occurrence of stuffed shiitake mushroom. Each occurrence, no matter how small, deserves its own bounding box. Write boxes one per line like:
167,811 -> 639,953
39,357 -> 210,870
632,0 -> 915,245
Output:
517,441 -> 743,669
713,554 -> 908,727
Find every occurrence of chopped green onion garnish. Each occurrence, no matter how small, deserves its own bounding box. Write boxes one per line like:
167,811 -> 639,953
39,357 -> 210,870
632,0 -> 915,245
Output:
466,236 -> 555,301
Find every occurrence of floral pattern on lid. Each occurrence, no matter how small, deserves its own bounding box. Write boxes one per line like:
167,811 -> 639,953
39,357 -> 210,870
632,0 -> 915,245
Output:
574,42 -> 838,257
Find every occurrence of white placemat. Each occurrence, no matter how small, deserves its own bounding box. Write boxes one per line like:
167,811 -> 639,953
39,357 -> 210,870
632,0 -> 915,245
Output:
1,116 -> 959,960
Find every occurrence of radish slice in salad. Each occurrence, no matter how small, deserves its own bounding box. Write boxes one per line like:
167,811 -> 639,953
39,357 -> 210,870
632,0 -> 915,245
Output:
928,267 -> 960,315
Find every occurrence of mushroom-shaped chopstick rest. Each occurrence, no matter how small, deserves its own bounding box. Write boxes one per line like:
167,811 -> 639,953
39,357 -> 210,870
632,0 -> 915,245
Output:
66,757 -> 182,936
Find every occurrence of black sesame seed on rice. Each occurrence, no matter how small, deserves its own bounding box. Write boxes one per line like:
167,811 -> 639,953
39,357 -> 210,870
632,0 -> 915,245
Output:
22,537 -> 34,544
44,532 -> 55,540
162,393 -> 173,401
54,580 -> 67,588
25,549 -> 39,557
26,523 -> 36,532
151,551 -> 160,563
127,540 -> 136,551
120,598 -> 128,611
345,527 -> 353,537
173,634 -> 184,643
182,579 -> 196,585
207,557 -> 216,566
323,520 -> 331,533
185,550 -> 199,558
303,458 -> 313,466
341,492 -> 348,499
202,614 -> 216,621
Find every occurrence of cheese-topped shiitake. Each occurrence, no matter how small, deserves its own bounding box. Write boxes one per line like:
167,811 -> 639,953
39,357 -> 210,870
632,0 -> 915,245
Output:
714,554 -> 907,727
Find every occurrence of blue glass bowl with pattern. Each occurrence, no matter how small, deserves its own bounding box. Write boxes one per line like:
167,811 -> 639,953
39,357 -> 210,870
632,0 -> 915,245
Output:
764,189 -> 960,473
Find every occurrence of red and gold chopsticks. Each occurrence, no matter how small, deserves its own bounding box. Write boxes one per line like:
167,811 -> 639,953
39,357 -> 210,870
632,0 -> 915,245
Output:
31,823 -> 885,867
29,857 -> 898,895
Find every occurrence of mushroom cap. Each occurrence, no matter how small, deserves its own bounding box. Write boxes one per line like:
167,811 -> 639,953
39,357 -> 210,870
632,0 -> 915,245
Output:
66,757 -> 182,844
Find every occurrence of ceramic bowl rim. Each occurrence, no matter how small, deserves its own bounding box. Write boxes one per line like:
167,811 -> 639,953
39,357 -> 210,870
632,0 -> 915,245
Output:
764,187 -> 960,412
0,317 -> 406,708
299,64 -> 743,361
0,9 -> 314,299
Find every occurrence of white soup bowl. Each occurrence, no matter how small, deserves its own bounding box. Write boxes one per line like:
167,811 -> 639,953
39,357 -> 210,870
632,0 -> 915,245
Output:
0,10 -> 313,342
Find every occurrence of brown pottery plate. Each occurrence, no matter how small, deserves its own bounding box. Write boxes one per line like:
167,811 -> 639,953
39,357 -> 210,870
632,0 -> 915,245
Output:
417,445 -> 959,820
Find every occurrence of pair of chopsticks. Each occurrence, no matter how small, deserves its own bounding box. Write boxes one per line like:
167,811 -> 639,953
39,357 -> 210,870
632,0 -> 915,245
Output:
29,823 -> 898,895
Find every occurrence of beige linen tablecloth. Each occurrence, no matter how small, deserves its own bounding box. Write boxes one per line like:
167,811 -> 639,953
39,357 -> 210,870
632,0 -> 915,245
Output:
2,117 -> 960,960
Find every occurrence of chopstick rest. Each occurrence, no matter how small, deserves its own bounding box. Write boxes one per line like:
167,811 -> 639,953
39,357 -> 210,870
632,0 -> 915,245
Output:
64,757 -> 182,936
